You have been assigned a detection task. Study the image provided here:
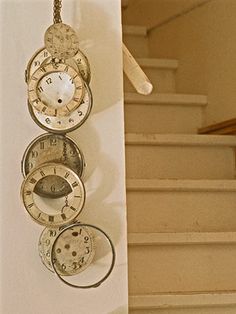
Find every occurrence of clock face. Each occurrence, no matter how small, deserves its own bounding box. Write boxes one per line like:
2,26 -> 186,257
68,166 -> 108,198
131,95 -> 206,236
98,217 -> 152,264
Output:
21,163 -> 85,227
28,62 -> 84,117
44,23 -> 79,59
28,82 -> 92,133
25,47 -> 91,84
22,133 -> 85,198
38,224 -> 95,276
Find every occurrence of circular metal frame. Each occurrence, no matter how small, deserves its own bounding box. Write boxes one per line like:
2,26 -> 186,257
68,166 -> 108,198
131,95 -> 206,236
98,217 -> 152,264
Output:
28,62 -> 84,117
21,163 -> 86,227
50,223 -> 116,289
25,47 -> 91,84
28,82 -> 93,134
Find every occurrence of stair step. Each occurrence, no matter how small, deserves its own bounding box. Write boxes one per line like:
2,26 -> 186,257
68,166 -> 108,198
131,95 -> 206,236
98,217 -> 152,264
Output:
125,134 -> 236,180
124,59 -> 178,93
125,93 -> 207,106
127,179 -> 236,233
128,232 -> 236,246
123,25 -> 149,58
124,93 -> 207,133
129,292 -> 236,311
123,25 -> 147,36
128,232 -> 236,295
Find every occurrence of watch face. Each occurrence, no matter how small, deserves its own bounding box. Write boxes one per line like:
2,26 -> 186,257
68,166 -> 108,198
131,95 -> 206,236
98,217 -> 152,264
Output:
21,163 -> 85,227
28,82 -> 92,134
22,133 -> 85,198
26,47 -> 91,84
44,23 -> 79,59
38,224 -> 95,276
28,62 -> 84,117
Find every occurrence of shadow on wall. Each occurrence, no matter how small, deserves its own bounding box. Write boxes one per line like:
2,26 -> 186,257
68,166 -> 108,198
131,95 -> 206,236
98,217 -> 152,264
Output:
73,0 -> 123,114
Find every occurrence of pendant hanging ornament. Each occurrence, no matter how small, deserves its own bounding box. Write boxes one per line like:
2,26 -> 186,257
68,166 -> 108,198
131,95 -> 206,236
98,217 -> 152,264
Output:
20,0 -> 116,289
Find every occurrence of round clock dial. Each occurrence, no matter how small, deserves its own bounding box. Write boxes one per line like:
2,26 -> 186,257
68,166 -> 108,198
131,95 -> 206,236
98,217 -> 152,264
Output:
28,82 -> 92,134
25,47 -> 91,84
21,163 -> 85,227
38,224 -> 95,276
44,23 -> 79,59
28,62 -> 84,117
22,133 -> 85,198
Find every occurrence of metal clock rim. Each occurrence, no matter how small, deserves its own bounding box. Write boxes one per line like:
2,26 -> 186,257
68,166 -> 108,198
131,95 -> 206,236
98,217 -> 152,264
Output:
21,132 -> 85,179
27,82 -> 93,134
20,162 -> 86,227
50,222 -> 116,289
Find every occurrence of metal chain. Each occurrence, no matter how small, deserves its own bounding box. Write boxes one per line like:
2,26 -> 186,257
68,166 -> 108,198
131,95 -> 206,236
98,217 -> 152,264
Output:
53,0 -> 62,24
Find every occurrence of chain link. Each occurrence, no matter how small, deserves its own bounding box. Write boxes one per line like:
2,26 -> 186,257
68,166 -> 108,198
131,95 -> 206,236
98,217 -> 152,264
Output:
53,0 -> 62,24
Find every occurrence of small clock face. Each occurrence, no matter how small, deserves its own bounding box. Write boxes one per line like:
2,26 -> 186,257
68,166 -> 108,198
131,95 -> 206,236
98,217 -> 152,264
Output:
21,163 -> 85,227
45,23 -> 79,59
28,82 -> 92,133
28,63 -> 84,117
25,47 -> 91,84
22,133 -> 85,198
38,224 -> 95,276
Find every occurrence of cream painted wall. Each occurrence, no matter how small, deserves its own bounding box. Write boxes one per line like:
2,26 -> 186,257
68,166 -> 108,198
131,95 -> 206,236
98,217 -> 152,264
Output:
149,0 -> 236,125
123,0 -> 209,29
0,0 -> 128,313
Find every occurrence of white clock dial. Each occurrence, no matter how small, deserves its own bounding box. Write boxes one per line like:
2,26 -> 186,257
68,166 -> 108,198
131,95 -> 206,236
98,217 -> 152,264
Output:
25,47 -> 91,84
28,82 -> 92,133
37,72 -> 75,109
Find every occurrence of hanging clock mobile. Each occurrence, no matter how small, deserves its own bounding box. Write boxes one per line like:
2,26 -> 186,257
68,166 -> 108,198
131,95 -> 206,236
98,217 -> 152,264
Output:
20,0 -> 115,288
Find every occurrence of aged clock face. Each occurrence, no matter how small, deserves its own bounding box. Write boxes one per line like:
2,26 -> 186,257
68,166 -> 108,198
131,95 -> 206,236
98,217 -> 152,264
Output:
22,133 -> 85,198
28,82 -> 92,133
25,47 -> 91,84
44,23 -> 79,59
21,163 -> 85,227
38,224 -> 95,276
28,62 -> 84,117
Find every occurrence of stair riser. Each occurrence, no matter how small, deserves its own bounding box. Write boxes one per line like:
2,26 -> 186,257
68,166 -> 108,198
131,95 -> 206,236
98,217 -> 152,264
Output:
129,244 -> 236,294
126,145 -> 235,179
125,105 -> 203,134
130,307 -> 236,314
123,34 -> 149,57
124,68 -> 176,93
127,190 -> 236,233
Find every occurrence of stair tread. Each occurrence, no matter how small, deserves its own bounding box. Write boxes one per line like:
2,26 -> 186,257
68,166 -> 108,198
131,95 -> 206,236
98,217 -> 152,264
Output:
126,179 -> 236,191
125,92 -> 207,106
136,58 -> 179,69
129,292 -> 236,309
125,133 -> 236,146
123,25 -> 147,36
128,232 -> 236,246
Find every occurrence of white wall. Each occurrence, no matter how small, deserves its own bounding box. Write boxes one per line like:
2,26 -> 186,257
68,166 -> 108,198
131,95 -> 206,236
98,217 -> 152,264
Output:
0,0 -> 128,313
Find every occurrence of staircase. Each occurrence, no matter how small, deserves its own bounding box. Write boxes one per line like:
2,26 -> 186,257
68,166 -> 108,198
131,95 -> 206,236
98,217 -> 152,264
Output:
123,24 -> 236,313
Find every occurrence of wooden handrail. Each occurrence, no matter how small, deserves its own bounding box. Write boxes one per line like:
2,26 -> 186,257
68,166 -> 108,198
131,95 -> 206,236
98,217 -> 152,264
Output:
123,43 -> 153,95
199,118 -> 236,135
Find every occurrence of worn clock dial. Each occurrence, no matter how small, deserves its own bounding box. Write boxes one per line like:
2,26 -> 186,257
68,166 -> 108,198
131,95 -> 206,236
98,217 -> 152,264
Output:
25,47 -> 91,84
28,62 -> 84,117
39,224 -> 95,276
21,163 -> 85,227
28,82 -> 92,133
45,23 -> 79,59
22,133 -> 85,198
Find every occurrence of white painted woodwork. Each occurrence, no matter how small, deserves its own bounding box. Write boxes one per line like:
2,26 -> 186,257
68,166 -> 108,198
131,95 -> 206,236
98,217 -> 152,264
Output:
124,58 -> 178,93
123,25 -> 149,57
0,1 -> 128,313
128,243 -> 236,294
125,93 -> 206,133
129,293 -> 236,314
126,134 -> 236,179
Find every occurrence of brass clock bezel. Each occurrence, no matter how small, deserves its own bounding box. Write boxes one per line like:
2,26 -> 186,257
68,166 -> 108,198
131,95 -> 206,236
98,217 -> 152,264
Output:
28,62 -> 85,117
21,162 -> 86,227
